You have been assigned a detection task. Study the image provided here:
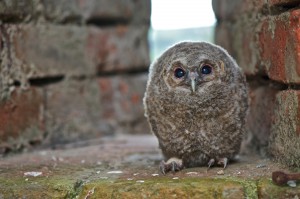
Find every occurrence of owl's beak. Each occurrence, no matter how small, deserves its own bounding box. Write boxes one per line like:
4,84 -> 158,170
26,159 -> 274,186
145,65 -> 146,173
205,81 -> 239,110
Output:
189,72 -> 198,93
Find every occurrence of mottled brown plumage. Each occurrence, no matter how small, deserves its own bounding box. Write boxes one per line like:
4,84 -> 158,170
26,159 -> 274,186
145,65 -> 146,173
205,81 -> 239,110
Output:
143,42 -> 248,173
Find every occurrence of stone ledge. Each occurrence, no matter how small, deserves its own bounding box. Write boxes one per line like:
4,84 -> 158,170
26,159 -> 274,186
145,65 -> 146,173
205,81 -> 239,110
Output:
0,135 -> 298,199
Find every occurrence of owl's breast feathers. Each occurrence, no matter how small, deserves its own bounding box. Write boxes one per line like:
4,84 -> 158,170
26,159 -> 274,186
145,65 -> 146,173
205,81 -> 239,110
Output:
145,88 -> 244,158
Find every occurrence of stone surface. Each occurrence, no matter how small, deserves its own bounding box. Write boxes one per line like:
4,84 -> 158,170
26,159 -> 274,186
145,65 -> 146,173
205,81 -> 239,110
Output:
269,90 -> 300,167
0,135 -> 298,199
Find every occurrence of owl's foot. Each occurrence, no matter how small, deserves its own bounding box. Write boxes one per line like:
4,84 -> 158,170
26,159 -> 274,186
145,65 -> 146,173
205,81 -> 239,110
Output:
207,157 -> 228,169
218,157 -> 228,169
159,157 -> 183,174
207,158 -> 215,169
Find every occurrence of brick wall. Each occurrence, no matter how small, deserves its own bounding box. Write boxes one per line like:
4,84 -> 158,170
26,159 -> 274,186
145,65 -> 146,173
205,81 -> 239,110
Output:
0,0 -> 151,153
213,0 -> 300,167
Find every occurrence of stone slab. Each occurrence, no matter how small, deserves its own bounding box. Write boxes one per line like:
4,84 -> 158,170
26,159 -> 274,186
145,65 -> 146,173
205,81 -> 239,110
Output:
0,135 -> 298,199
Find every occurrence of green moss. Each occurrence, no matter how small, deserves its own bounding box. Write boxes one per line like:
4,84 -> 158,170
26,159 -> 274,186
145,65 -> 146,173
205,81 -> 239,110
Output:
270,91 -> 300,167
223,177 -> 258,199
258,178 -> 300,199
0,176 -> 73,198
78,177 -> 248,199
1,173 -> 299,199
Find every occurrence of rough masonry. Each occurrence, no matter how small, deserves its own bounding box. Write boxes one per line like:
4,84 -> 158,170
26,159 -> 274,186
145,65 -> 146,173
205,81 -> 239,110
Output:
213,0 -> 300,167
0,0 -> 151,153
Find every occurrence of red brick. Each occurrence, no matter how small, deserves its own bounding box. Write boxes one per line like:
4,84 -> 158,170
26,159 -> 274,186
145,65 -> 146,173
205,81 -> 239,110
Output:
0,87 -> 44,152
10,24 -> 94,77
44,78 -> 102,146
76,0 -> 151,24
87,25 -> 150,73
269,90 -> 300,167
43,0 -> 151,24
0,0 -> 35,22
1,24 -> 149,78
216,9 -> 300,83
259,10 -> 300,83
215,20 -> 262,76
213,0 -> 300,22
268,0 -> 300,6
98,73 -> 150,135
43,74 -> 150,147
212,0 -> 264,22
0,0 -> 151,24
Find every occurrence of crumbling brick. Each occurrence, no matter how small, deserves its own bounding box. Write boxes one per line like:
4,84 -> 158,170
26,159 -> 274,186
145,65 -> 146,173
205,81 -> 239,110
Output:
0,87 -> 44,153
1,24 -> 149,78
213,0 -> 300,166
98,73 -> 150,135
0,0 -> 151,25
269,90 -> 300,167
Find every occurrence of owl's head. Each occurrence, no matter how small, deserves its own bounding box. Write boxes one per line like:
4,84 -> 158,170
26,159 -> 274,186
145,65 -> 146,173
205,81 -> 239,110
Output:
151,42 -> 239,95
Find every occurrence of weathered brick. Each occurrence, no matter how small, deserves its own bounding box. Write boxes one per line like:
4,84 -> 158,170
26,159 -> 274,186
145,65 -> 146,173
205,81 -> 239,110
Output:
259,10 -> 300,83
98,73 -> 150,135
43,78 -> 102,146
269,90 -> 300,167
43,73 -> 150,147
47,0 -> 151,24
1,24 -> 149,78
8,24 -> 94,77
0,0 -> 151,25
242,82 -> 278,155
0,87 -> 44,153
212,0 -> 265,22
212,0 -> 300,22
88,25 -> 150,73
258,179 -> 300,199
216,9 -> 300,83
0,0 -> 36,22
215,20 -> 262,76
268,0 -> 300,7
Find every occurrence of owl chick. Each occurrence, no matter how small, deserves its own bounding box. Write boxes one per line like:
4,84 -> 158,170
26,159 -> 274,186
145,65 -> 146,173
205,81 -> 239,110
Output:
143,42 -> 248,174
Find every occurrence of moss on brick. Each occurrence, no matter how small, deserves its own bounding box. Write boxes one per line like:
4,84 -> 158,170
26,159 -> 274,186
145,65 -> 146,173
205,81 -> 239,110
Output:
270,90 -> 300,167
78,177 -> 257,199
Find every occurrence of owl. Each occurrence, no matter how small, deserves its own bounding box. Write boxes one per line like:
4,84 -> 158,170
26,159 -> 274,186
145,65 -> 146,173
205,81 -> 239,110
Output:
143,42 -> 248,174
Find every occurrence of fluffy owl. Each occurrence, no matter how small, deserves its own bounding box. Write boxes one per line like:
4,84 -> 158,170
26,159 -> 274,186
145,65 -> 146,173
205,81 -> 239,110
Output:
143,42 -> 248,174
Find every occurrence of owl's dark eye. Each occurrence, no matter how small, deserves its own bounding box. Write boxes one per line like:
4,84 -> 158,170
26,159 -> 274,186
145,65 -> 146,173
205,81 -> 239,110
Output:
201,65 -> 212,75
174,68 -> 186,78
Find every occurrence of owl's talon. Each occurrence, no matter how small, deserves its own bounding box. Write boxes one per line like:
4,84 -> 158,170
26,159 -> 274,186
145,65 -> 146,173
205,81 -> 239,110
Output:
207,158 -> 215,170
171,161 -> 176,172
171,161 -> 183,172
159,158 -> 183,174
159,160 -> 166,175
218,157 -> 228,169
